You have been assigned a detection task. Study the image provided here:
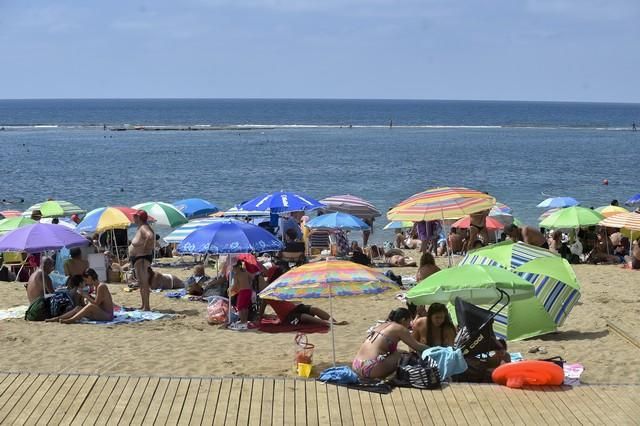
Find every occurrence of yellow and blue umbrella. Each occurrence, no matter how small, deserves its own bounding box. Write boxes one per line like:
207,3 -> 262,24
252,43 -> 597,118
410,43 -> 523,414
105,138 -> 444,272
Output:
76,206 -> 155,234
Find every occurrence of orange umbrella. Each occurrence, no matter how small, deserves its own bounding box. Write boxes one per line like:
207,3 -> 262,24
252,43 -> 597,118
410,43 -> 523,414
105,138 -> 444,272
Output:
451,215 -> 505,231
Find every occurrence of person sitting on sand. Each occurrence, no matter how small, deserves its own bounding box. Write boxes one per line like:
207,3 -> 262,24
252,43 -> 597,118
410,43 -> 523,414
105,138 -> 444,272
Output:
382,248 -> 416,267
412,303 -> 457,347
58,274 -> 86,308
626,239 -> 640,269
25,257 -> 54,303
147,267 -> 185,290
416,252 -> 440,282
353,308 -> 429,379
228,260 -> 252,330
259,299 -> 347,327
63,247 -> 89,277
46,268 -> 114,323
184,264 -> 210,296
504,224 -> 548,248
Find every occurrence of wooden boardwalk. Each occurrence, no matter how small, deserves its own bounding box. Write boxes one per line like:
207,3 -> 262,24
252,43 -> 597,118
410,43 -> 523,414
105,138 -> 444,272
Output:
0,372 -> 638,425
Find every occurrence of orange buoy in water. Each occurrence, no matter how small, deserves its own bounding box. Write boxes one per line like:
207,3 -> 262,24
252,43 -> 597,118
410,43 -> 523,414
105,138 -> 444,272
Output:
603,179 -> 609,185
492,360 -> 564,388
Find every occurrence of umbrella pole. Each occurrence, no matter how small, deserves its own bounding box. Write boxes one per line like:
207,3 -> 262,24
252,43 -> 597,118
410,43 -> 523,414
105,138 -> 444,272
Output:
329,283 -> 336,366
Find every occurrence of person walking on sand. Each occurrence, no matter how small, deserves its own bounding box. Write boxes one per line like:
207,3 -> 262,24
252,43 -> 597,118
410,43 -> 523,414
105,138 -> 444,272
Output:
128,210 -> 154,311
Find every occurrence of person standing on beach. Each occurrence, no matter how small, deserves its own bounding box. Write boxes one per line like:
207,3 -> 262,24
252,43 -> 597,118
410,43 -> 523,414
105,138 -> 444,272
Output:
128,210 -> 154,311
229,260 -> 252,330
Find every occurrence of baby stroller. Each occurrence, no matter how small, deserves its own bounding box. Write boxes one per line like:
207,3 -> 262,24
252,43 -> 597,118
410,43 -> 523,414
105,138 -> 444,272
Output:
451,292 -> 508,383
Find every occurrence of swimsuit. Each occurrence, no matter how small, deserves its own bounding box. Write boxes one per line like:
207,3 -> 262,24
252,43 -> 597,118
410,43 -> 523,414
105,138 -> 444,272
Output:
235,288 -> 253,311
130,254 -> 153,266
352,323 -> 399,378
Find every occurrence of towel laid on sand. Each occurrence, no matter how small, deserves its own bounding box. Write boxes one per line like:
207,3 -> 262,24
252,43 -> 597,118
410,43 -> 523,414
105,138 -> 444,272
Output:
0,305 -> 28,321
257,316 -> 329,334
80,309 -> 174,325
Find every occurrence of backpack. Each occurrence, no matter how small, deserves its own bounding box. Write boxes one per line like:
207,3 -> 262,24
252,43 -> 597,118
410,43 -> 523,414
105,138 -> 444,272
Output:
48,292 -> 73,318
395,354 -> 441,389
25,296 -> 50,322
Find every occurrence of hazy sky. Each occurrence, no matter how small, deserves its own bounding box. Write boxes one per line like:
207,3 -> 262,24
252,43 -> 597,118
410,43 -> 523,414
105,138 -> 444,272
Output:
2,0 -> 639,102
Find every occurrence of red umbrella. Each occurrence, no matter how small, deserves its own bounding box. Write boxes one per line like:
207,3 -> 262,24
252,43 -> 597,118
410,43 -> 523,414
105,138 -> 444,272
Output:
0,210 -> 22,218
451,215 -> 505,231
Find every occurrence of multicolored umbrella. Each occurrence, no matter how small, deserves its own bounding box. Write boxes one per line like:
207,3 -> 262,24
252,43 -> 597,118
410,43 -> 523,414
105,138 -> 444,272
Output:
387,187 -> 496,221
460,240 -> 581,340
0,223 -> 89,253
539,206 -> 604,229
451,215 -> 505,231
306,212 -> 370,231
22,200 -> 85,218
164,218 -> 238,244
538,207 -> 561,222
319,194 -> 381,219
0,210 -> 22,218
0,217 -> 36,235
239,191 -> 325,213
595,205 -> 630,218
132,202 -> 188,228
177,220 -> 283,254
76,206 -> 155,234
489,202 -> 515,225
383,221 -> 414,230
599,212 -> 640,240
172,198 -> 219,219
407,265 -> 534,306
259,259 -> 399,364
536,197 -> 579,209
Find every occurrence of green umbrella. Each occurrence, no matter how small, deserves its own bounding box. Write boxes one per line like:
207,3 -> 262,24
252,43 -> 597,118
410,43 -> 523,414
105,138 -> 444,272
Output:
539,206 -> 603,229
0,217 -> 37,235
406,265 -> 534,306
460,241 -> 581,340
132,202 -> 188,228
23,200 -> 85,218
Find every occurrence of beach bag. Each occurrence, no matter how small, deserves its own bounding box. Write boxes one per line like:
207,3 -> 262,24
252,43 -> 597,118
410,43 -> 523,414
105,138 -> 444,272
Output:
48,292 -> 73,318
206,297 -> 229,324
396,354 -> 441,389
25,296 -> 49,322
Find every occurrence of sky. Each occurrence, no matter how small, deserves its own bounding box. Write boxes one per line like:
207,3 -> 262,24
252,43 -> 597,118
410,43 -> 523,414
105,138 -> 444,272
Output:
1,0 -> 639,102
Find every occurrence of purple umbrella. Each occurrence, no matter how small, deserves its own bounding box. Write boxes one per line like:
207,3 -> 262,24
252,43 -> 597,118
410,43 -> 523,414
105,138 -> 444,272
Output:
0,223 -> 89,253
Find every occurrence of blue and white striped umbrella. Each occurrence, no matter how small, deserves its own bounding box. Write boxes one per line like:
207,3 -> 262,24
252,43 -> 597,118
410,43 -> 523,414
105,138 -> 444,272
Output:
164,218 -> 235,244
239,191 -> 325,213
177,220 -> 283,254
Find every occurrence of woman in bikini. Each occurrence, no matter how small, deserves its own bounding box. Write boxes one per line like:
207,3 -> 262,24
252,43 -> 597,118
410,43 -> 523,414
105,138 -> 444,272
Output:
412,303 -> 457,347
352,308 -> 428,379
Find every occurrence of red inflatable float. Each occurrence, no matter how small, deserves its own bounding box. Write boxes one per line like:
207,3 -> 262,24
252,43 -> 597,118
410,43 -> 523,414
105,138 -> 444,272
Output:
492,360 -> 564,388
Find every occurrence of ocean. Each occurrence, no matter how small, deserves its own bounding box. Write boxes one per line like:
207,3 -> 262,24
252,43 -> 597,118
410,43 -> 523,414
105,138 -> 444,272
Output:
1,99 -> 639,243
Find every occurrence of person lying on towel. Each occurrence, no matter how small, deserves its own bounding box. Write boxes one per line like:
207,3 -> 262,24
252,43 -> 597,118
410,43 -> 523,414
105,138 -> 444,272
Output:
259,299 -> 347,327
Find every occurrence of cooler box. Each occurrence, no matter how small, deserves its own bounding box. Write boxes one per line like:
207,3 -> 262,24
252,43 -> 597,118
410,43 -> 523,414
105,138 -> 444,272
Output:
87,253 -> 107,282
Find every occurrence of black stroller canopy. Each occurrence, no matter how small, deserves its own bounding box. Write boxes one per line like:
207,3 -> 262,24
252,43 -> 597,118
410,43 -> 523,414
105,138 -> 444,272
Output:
454,297 -> 500,357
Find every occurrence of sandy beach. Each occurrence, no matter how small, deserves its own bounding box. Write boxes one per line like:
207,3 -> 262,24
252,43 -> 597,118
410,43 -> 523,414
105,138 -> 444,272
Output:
1,256 -> 639,385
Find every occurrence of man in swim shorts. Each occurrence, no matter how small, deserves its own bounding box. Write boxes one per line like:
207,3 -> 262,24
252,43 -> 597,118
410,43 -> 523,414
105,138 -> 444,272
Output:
229,260 -> 252,330
128,210 -> 154,311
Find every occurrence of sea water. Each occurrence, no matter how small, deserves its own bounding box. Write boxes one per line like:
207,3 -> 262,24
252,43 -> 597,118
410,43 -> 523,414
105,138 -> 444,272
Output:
1,99 -> 639,243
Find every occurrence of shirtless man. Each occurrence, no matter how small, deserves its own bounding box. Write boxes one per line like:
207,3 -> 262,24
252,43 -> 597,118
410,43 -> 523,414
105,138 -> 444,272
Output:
128,210 -> 154,310
48,268 -> 114,323
229,260 -> 252,329
63,247 -> 89,276
504,224 -> 548,248
26,257 -> 54,303
467,210 -> 490,252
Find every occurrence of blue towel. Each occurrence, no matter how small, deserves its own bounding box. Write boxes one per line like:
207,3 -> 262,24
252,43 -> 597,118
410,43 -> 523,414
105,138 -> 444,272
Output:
319,366 -> 359,384
165,289 -> 187,298
79,309 -> 174,325
422,347 -> 467,380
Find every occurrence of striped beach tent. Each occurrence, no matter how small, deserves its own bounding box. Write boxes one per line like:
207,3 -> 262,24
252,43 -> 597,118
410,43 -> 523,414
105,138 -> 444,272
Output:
458,240 -> 581,341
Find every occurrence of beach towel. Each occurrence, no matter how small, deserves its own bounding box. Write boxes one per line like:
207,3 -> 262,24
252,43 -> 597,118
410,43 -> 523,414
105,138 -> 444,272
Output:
79,309 -> 174,325
563,363 -> 584,386
165,289 -> 187,298
0,305 -> 28,321
319,366 -> 359,384
422,346 -> 468,380
257,316 -> 329,334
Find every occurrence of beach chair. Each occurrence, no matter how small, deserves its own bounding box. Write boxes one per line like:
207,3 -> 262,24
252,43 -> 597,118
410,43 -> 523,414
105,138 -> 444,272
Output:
307,230 -> 330,256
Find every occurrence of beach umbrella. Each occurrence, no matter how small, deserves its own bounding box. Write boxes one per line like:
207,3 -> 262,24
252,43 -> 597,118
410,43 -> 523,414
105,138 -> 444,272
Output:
22,200 -> 85,218
259,259 -> 399,364
215,207 -> 271,218
539,206 -> 603,229
387,187 -> 496,221
76,206 -> 155,234
0,210 -> 22,218
0,223 -> 89,253
319,194 -> 381,219
306,212 -> 370,231
538,208 -> 561,222
595,205 -> 630,218
536,197 -> 579,209
450,215 -> 505,231
490,202 -> 513,215
460,240 -> 581,340
625,193 -> 640,206
0,217 -> 36,235
406,265 -> 534,306
383,221 -> 414,230
176,220 -> 283,254
239,191 -> 325,213
40,217 -> 76,230
172,198 -> 219,219
600,212 -> 640,241
164,218 -> 238,244
132,202 -> 188,228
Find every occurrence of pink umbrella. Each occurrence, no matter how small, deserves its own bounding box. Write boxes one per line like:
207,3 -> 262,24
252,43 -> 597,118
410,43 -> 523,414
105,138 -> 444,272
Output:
451,215 -> 505,231
0,210 -> 22,218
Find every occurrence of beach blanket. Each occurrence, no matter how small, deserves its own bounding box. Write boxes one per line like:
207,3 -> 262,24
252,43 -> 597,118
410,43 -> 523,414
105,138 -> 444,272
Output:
0,305 -> 28,321
256,316 -> 329,334
79,309 -> 174,325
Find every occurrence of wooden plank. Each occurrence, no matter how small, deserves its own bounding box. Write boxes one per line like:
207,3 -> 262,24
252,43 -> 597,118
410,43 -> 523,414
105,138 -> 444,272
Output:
153,376 -> 180,425
568,385 -> 613,424
458,384 -> 492,425
488,384 -> 527,425
554,386 -> 598,425
24,374 -> 71,424
15,374 -> 61,426
212,378 -> 233,426
130,376 -> 161,426
417,389 -> 445,425
104,376 -> 140,425
601,386 -> 640,420
283,379 -> 296,425
304,380 -> 318,426
0,373 -> 48,425
378,390 -> 399,425
326,382 -> 343,425
58,375 -> 99,426
347,388 -> 366,426
248,378 -> 264,426
294,380 -> 307,426
468,385 -> 509,426
95,376 -> 131,425
0,373 -> 29,412
48,375 -> 90,425
36,374 -> 80,424
369,393 -> 389,425
141,377 -> 170,425
117,376 -> 151,426
336,384 -> 354,426
201,379 -> 223,426
314,381 -> 332,426
235,378 -> 254,426
0,373 -> 20,402
0,373 -> 39,422
537,386 -> 581,425
187,378 -> 212,426
165,378 -> 192,425
588,385 -> 639,423
438,385 -> 467,425
177,378 -> 202,426
357,388 -> 380,426
521,387 -> 567,425
500,387 -> 539,424
259,378 -> 274,426
396,388 -> 422,425
389,387 -> 411,425
271,378 -> 285,426
223,378 -> 243,426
